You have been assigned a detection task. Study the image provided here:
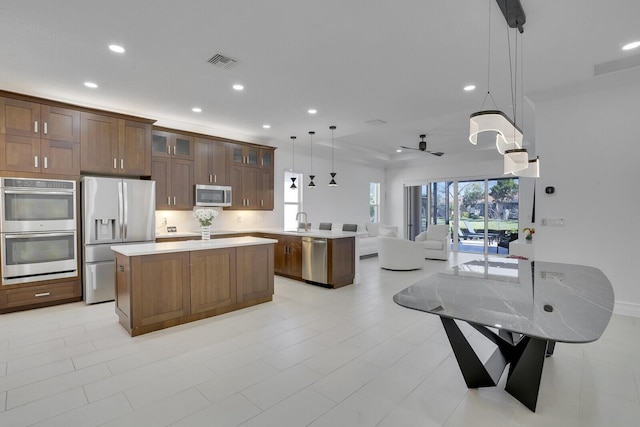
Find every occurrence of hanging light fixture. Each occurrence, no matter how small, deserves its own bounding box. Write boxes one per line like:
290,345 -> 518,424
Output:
289,136 -> 297,189
512,157 -> 540,177
469,0 -> 523,156
328,126 -> 337,187
308,131 -> 316,188
503,148 -> 528,174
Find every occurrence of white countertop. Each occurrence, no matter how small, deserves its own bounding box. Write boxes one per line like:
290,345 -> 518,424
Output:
112,236 -> 278,257
155,228 -> 358,240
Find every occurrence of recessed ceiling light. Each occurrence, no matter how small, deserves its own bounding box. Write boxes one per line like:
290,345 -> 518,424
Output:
464,85 -> 476,91
84,82 -> 98,88
262,124 -> 271,129
109,44 -> 125,53
396,149 -> 402,153
307,109 -> 317,115
192,107 -> 202,113
622,41 -> 640,50
232,84 -> 244,91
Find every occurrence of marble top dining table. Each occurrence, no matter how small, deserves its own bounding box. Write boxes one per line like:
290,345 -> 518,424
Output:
393,257 -> 614,412
393,257 -> 614,343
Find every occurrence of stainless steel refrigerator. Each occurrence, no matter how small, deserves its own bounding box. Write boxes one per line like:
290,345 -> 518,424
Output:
82,177 -> 155,304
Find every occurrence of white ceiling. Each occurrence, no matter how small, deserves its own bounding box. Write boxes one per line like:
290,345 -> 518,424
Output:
1,0 -> 639,167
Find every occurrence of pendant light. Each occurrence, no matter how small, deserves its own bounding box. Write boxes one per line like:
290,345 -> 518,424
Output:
308,131 -> 316,188
469,0 -> 522,154
289,136 -> 297,189
328,126 -> 337,187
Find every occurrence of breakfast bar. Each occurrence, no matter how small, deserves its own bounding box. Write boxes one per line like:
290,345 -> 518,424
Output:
112,236 -> 277,336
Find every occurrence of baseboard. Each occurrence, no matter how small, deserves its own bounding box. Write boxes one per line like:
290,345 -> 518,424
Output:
613,300 -> 640,318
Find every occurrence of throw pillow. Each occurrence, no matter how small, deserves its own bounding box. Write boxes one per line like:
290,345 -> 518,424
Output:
379,227 -> 397,238
415,231 -> 428,242
366,222 -> 380,237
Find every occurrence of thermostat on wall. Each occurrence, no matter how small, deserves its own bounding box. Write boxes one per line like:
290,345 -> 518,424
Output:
545,186 -> 555,194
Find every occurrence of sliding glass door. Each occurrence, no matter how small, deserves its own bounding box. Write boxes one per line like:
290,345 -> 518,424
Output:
407,177 -> 519,254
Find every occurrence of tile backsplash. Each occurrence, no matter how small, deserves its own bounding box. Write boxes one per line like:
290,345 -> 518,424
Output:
154,209 -> 273,234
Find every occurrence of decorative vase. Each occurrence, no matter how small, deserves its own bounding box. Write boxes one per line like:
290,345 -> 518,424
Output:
201,225 -> 210,241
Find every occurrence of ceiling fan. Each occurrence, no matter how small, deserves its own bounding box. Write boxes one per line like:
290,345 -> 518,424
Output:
400,134 -> 444,157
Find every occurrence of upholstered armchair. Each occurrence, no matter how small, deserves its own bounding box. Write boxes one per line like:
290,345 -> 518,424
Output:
376,236 -> 424,270
415,224 -> 451,260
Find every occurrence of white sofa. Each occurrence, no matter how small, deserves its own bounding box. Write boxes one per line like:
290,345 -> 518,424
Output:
376,236 -> 424,270
359,223 -> 398,258
415,224 -> 450,260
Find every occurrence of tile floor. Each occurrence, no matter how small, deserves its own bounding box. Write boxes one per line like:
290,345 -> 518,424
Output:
0,254 -> 639,426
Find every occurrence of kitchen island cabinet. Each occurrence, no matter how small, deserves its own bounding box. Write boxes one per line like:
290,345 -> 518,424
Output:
112,237 -> 275,336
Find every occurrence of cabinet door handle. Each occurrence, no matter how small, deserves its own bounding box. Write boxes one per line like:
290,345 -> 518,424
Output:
120,159 -> 124,169
209,174 -> 212,183
44,122 -> 48,134
113,158 -> 117,169
173,146 -> 176,155
34,120 -> 38,133
167,145 -> 171,155
44,157 -> 48,169
167,196 -> 171,205
34,156 -> 38,168
173,196 -> 176,205
214,174 -> 217,183
261,200 -> 264,207
35,292 -> 50,297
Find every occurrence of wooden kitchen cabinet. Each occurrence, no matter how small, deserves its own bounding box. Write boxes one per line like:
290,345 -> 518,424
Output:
152,156 -> 194,210
236,244 -> 274,303
0,98 -> 79,141
273,235 -> 302,279
229,143 -> 259,167
0,279 -> 81,313
328,237 -> 356,288
129,252 -> 191,329
81,112 -> 151,176
259,168 -> 274,210
0,98 -> 81,175
190,248 -> 236,314
194,137 -> 228,185
152,129 -> 194,160
0,134 -> 80,175
229,165 -> 259,209
227,148 -> 274,210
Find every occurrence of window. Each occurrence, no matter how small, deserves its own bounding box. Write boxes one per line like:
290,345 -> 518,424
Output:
369,182 -> 380,223
284,171 -> 303,230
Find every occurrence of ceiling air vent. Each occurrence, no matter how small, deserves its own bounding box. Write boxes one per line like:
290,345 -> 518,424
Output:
207,53 -> 238,69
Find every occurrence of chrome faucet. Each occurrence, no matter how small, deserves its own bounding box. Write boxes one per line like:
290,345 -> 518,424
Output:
295,211 -> 309,232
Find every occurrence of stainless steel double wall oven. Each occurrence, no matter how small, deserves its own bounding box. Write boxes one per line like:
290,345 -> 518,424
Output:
0,177 -> 78,285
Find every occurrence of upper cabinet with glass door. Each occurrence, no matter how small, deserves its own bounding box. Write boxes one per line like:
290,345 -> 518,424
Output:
259,149 -> 273,169
151,129 -> 194,161
229,143 -> 259,167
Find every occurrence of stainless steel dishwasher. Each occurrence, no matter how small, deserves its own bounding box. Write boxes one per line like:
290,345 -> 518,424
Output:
302,237 -> 328,284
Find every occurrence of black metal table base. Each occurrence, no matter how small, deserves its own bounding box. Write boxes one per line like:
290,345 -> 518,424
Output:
441,317 -> 550,412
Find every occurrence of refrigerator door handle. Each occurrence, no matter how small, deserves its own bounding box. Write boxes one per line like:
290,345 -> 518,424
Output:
123,181 -> 128,240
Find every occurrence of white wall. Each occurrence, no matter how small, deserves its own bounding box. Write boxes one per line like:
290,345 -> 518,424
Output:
533,80 -> 640,316
155,144 -> 387,233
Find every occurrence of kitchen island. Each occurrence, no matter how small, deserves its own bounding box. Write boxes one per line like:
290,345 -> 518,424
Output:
111,236 -> 276,336
156,229 -> 358,288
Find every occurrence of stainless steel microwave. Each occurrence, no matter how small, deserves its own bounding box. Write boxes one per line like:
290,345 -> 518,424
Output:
195,185 -> 232,207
